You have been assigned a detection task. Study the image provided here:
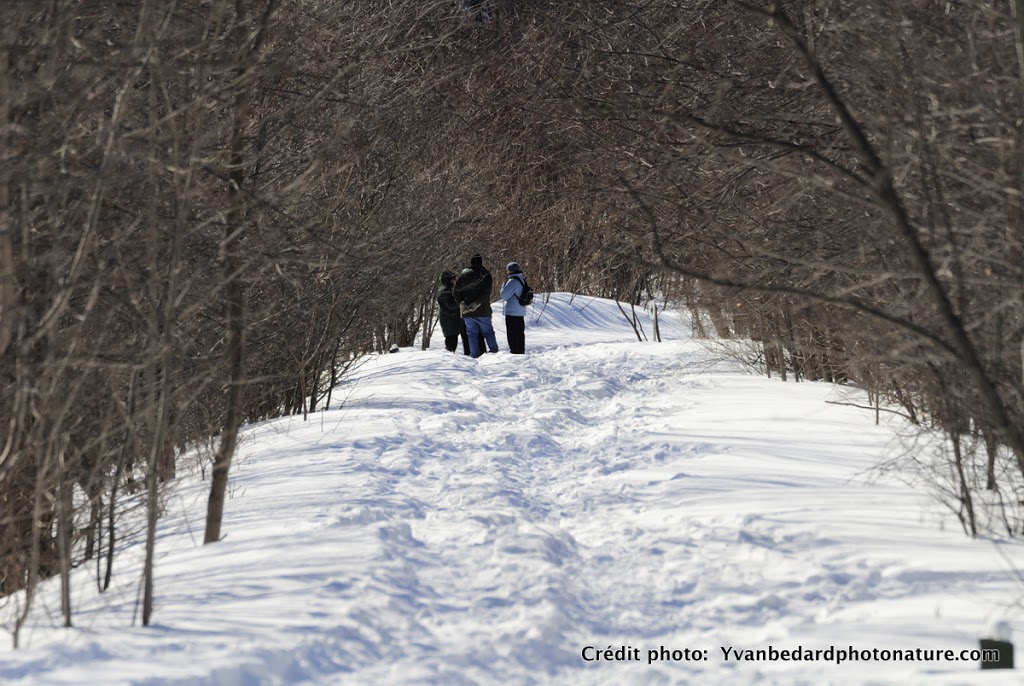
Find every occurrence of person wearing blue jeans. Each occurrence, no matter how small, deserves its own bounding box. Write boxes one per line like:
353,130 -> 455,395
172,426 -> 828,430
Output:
464,316 -> 498,358
455,254 -> 499,358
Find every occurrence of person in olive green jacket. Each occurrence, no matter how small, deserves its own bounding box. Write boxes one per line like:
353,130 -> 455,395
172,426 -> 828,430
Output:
436,270 -> 465,353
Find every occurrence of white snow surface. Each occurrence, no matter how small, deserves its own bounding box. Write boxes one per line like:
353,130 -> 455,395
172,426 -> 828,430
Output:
2,293 -> 1023,685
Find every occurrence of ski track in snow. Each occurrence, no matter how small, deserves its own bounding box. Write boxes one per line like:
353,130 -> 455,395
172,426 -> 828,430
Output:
2,294 -> 1022,686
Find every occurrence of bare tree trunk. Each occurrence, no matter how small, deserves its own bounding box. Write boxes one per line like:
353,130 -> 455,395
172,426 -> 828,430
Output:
204,178 -> 246,544
782,306 -> 801,382
776,339 -> 787,382
421,296 -> 436,350
705,297 -> 732,338
651,299 -> 661,342
56,442 -> 72,627
1014,0 -> 1024,388
951,432 -> 977,537
205,0 -> 270,544
688,301 -> 707,338
13,442 -> 50,648
630,302 -> 647,341
985,431 -> 998,492
142,359 -> 170,626
103,369 -> 139,593
615,298 -> 643,341
324,339 -> 341,410
0,37 -> 12,359
104,437 -> 128,593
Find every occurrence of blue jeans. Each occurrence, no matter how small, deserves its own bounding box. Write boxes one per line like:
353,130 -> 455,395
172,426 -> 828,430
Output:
464,317 -> 498,358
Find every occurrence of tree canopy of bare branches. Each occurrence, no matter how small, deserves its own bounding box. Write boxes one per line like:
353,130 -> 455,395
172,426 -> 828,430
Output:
3,0 -> 1024,638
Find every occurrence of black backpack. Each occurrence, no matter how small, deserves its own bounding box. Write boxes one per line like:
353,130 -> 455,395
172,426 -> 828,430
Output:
516,277 -> 534,306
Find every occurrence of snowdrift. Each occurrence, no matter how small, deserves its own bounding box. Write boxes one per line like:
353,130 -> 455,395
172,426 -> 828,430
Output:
2,294 -> 1022,685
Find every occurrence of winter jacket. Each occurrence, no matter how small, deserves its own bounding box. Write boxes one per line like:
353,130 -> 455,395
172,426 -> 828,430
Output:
436,271 -> 463,337
500,273 -> 527,317
455,264 -> 493,318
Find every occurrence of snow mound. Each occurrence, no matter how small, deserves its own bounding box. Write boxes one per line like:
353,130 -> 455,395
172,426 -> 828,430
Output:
2,295 -> 1022,686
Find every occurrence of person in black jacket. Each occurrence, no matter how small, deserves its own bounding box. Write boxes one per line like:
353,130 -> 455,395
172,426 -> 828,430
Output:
455,254 -> 499,358
455,267 -> 483,355
436,271 -> 464,353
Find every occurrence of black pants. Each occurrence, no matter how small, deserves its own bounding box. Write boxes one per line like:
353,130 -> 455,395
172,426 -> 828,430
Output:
505,315 -> 525,354
444,334 -> 460,352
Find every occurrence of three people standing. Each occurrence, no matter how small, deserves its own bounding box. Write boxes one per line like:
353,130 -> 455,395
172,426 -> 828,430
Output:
439,254 -> 528,357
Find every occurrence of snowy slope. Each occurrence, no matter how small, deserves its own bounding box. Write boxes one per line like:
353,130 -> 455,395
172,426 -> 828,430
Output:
2,293 -> 1023,685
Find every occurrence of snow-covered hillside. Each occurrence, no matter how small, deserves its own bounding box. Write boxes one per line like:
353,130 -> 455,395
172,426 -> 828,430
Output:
2,294 -> 1022,685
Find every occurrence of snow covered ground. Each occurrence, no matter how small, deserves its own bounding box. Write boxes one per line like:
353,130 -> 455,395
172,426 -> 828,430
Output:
2,293 -> 1023,685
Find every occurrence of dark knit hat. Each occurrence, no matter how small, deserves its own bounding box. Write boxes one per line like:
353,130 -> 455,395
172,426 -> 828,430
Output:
506,262 -> 522,274
470,254 -> 484,269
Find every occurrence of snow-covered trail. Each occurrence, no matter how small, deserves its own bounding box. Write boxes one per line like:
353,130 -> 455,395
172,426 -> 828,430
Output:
2,294 -> 1022,685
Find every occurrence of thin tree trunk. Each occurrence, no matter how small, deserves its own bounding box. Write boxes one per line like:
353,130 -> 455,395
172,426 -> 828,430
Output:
13,440 -> 49,649
56,438 -> 72,627
104,372 -> 138,592
952,432 -> 977,537
0,37 -> 13,359
324,339 -> 341,411
615,298 -> 643,341
205,0 -> 263,544
651,300 -> 661,342
776,339 -> 787,382
142,358 -> 170,626
986,430 -> 999,491
204,212 -> 245,544
1003,0 -> 1019,387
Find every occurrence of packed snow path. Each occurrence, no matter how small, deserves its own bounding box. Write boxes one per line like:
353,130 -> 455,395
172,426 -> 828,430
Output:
2,294 -> 1022,685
